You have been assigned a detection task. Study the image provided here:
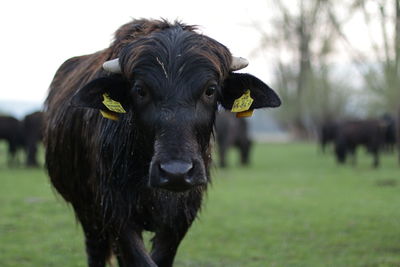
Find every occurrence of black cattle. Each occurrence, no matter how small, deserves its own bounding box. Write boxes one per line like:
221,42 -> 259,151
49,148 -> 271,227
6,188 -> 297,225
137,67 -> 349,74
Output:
398,108 -> 400,164
23,111 -> 43,167
215,110 -> 252,167
0,115 -> 24,166
380,113 -> 396,152
318,121 -> 338,153
334,119 -> 386,168
44,19 -> 281,267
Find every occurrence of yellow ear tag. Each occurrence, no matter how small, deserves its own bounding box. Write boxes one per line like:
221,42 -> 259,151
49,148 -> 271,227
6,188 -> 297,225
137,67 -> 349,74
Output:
231,90 -> 254,113
236,110 -> 254,118
100,110 -> 119,121
102,93 -> 126,113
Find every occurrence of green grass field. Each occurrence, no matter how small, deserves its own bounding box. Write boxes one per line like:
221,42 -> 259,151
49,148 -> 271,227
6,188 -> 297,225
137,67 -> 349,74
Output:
0,143 -> 400,267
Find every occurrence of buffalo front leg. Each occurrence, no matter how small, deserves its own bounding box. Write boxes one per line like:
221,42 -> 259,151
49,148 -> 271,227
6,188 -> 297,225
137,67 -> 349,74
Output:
150,228 -> 189,267
76,210 -> 111,267
84,231 -> 111,267
115,229 -> 157,267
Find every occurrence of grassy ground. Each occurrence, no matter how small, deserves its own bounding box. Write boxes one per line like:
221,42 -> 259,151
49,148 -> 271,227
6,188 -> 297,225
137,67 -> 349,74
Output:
0,142 -> 399,266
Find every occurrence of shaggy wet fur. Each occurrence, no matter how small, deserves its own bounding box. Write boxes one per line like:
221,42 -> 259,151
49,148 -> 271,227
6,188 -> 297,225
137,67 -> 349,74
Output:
44,18 -> 280,267
45,19 -> 229,267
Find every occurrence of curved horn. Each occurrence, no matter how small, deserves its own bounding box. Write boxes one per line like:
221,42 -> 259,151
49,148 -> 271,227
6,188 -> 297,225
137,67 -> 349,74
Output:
103,58 -> 121,73
230,56 -> 249,71
104,57 -> 247,72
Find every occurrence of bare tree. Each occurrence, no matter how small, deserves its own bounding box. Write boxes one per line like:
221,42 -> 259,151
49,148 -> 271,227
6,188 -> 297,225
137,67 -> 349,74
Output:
334,0 -> 400,161
333,0 -> 400,114
256,0 -> 352,139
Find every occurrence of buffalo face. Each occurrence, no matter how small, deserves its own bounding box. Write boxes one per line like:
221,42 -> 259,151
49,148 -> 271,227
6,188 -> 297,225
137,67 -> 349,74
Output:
71,27 -> 281,192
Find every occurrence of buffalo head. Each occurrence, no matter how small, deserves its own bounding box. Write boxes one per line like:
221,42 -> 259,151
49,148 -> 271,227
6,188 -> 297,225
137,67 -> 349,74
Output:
70,24 -> 281,192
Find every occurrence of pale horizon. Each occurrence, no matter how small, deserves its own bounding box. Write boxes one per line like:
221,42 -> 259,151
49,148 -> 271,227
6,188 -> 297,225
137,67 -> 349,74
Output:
0,0 -> 386,103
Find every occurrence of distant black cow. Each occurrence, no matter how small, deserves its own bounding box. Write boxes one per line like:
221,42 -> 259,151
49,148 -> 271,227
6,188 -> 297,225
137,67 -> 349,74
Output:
318,121 -> 338,153
0,115 -> 24,166
44,19 -> 281,266
397,108 -> 400,165
381,113 -> 396,152
23,111 -> 43,167
334,119 -> 386,168
215,110 -> 252,167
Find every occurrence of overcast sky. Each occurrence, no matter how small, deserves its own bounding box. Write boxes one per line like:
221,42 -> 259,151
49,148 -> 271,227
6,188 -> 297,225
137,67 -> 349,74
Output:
0,0 -> 377,104
1,0 -> 277,103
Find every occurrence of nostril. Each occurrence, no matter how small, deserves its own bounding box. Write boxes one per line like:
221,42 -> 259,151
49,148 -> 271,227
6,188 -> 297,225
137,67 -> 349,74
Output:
150,159 -> 206,191
159,161 -> 193,177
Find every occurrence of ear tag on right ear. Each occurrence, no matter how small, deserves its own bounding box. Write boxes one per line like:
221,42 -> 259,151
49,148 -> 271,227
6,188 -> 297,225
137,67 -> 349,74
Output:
102,93 -> 126,113
231,90 -> 254,113
100,110 -> 119,121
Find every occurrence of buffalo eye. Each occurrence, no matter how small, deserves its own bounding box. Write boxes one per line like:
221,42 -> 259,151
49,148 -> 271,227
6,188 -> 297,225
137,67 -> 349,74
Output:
132,82 -> 148,98
204,85 -> 217,97
135,86 -> 147,97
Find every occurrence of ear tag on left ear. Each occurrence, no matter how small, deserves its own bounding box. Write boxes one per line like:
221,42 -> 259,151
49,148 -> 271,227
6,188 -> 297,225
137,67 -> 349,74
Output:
102,93 -> 126,113
231,90 -> 254,113
236,110 -> 254,118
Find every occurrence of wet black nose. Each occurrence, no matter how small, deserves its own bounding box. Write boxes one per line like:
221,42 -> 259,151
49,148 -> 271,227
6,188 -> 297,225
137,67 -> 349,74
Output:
149,160 -> 206,192
159,161 -> 193,178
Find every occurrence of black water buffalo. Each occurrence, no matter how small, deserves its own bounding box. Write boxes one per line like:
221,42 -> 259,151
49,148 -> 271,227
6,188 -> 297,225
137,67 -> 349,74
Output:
334,119 -> 386,168
215,110 -> 252,167
318,120 -> 338,153
0,115 -> 24,166
398,108 -> 400,164
380,113 -> 396,152
44,19 -> 281,267
23,111 -> 43,167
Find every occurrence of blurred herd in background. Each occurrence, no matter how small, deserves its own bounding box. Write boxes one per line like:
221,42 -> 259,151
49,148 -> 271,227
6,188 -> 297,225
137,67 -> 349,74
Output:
318,115 -> 397,168
0,108 -> 398,170
0,112 -> 43,167
1,0 -> 400,169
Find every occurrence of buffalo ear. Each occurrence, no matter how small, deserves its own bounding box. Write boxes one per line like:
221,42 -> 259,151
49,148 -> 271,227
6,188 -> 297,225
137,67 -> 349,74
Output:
70,75 -> 130,110
219,73 -> 281,110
